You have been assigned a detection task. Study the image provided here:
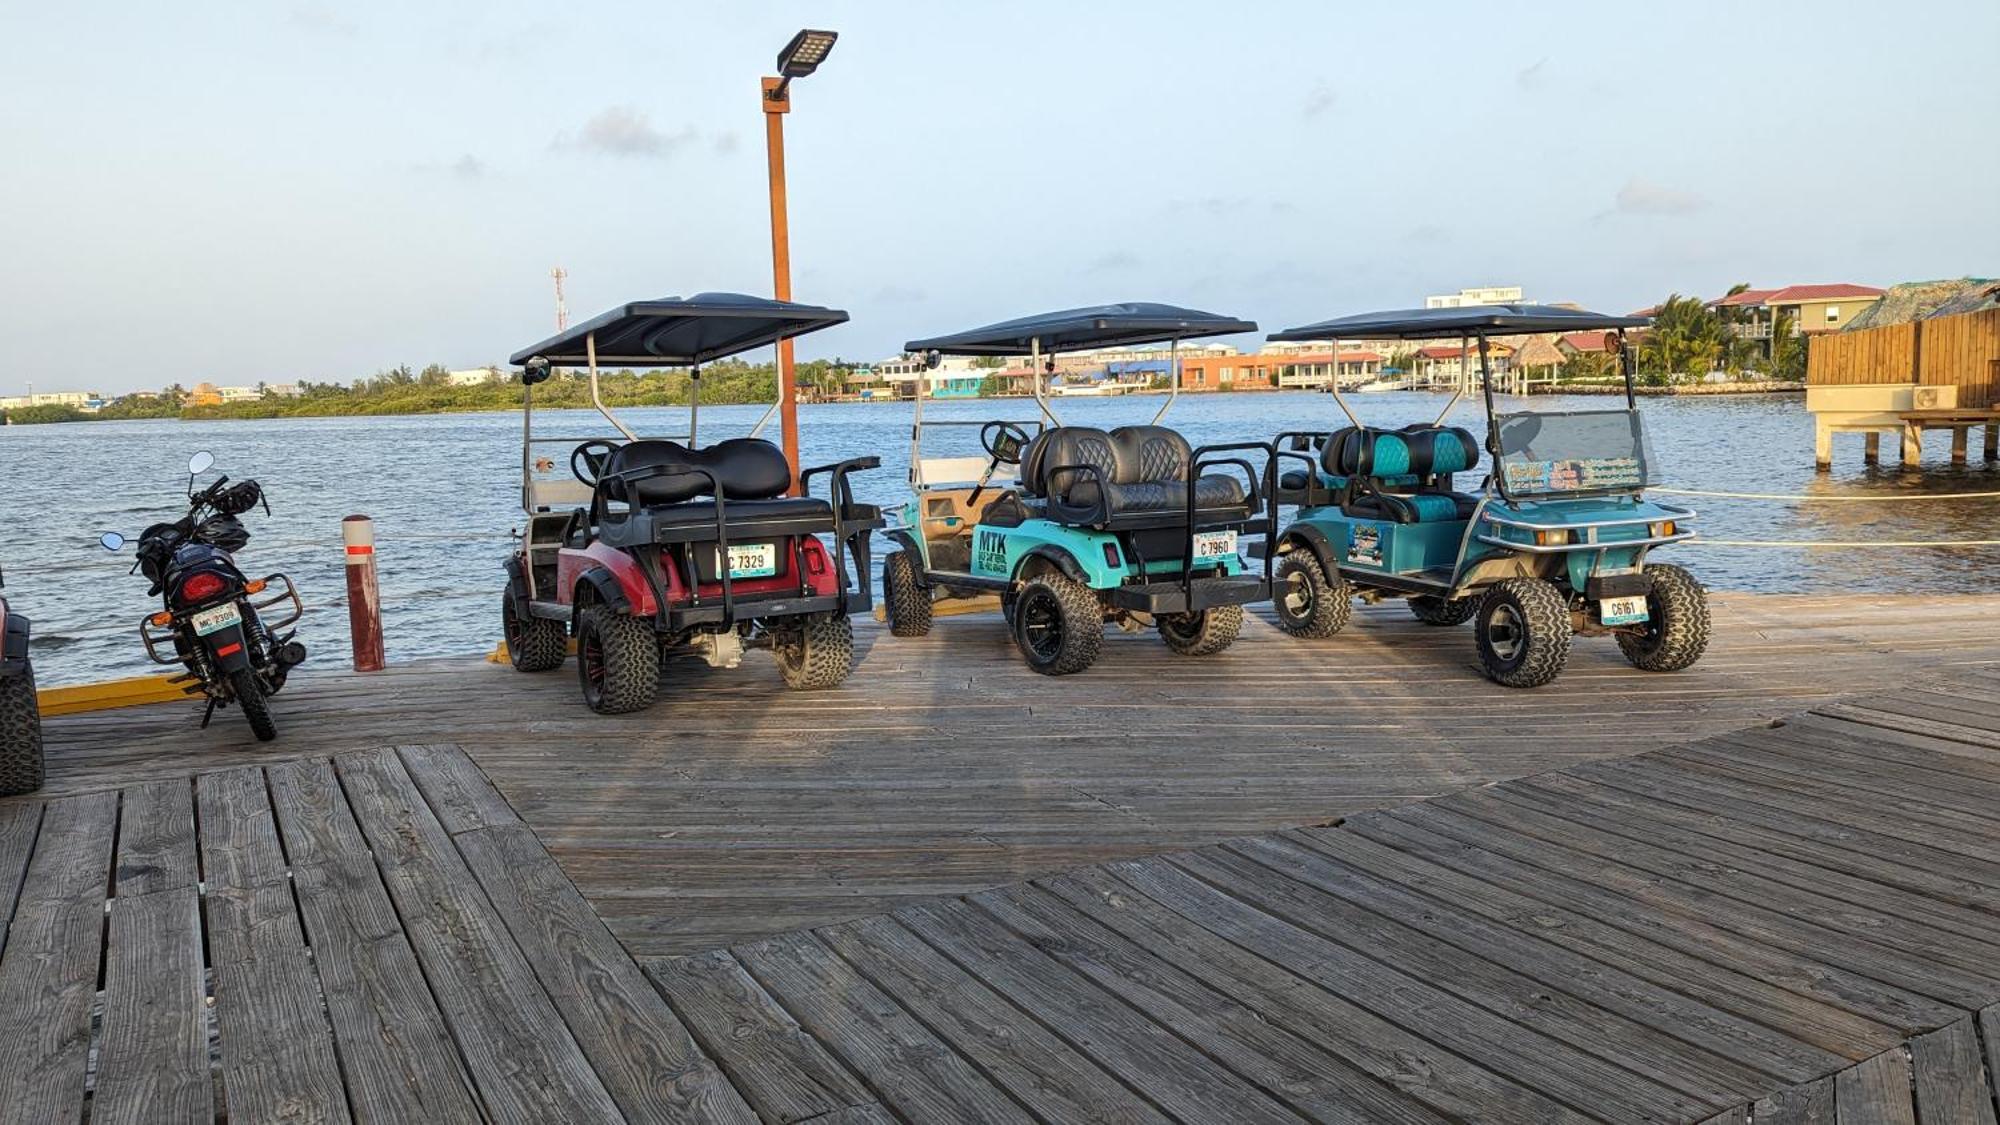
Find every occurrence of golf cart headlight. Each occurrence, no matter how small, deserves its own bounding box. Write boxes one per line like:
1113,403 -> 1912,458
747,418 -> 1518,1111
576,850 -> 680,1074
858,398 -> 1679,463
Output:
1533,529 -> 1572,546
1651,520 -> 1676,538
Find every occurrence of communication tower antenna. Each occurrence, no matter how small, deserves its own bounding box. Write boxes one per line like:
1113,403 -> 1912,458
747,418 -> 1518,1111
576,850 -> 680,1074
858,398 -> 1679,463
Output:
551,267 -> 570,331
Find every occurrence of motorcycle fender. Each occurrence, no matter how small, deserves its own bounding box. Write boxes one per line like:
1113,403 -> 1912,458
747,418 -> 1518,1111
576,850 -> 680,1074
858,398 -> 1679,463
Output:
202,622 -> 255,674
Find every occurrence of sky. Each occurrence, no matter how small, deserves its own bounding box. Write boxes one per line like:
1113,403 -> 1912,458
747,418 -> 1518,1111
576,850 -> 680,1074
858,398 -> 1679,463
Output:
3,0 -> 1996,396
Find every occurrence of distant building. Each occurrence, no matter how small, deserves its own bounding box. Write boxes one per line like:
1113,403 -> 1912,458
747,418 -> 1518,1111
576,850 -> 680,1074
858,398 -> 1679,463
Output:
1711,284 -> 1886,351
1555,331 -> 1615,356
1415,343 -> 1513,383
871,355 -> 988,398
447,368 -> 501,387
0,390 -> 96,411
1426,285 -> 1525,309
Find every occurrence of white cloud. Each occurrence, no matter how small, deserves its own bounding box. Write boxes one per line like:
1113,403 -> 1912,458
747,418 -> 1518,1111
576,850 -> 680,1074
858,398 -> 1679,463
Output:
556,107 -> 698,159
1614,177 -> 1707,216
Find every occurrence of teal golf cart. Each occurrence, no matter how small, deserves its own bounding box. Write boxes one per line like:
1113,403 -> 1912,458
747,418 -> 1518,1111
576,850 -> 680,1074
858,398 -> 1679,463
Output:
1261,304 -> 1708,688
881,303 -> 1277,674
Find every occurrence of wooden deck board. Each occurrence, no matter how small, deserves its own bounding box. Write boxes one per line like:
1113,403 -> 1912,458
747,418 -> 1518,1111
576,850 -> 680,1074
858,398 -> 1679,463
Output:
2,596 -> 2000,1119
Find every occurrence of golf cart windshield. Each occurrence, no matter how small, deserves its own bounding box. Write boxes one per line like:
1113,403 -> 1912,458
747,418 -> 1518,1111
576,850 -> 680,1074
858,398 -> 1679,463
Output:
1494,409 -> 1652,497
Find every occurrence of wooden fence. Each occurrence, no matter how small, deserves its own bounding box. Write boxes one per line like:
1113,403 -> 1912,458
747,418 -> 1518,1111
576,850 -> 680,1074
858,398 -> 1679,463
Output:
1808,307 -> 2000,406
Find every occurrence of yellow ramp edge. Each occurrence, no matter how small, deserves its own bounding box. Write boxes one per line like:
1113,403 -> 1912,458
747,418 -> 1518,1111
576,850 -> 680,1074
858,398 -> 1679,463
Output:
38,675 -> 189,717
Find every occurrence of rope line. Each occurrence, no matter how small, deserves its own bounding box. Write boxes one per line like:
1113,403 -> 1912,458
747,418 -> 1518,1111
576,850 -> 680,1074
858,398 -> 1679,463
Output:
1652,486 -> 2000,502
1695,538 -> 2000,548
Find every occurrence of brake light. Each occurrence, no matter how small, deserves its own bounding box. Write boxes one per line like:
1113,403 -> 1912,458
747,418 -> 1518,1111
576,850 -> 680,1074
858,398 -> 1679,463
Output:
175,572 -> 228,604
1103,542 -> 1121,568
803,540 -> 827,575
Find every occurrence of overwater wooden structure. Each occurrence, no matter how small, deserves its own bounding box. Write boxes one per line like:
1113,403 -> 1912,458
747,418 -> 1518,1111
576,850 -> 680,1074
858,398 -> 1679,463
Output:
7,594 -> 2000,1120
1807,307 -> 2000,468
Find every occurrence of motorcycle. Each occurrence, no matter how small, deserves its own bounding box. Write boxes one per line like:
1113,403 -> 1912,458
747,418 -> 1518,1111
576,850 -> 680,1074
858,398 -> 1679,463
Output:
100,451 -> 307,741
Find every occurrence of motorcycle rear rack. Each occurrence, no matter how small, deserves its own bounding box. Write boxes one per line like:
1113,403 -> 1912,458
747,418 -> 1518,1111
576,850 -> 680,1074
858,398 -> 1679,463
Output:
138,572 -> 305,667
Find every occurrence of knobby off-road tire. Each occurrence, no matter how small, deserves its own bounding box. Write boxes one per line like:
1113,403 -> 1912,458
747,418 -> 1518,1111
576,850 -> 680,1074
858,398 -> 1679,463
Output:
1475,578 -> 1572,688
0,666 -> 45,797
1012,574 -> 1103,675
1272,551 -> 1351,639
883,550 -> 932,638
1158,603 -> 1244,656
1409,594 -> 1479,626
503,591 -> 568,672
777,614 -> 855,691
577,605 -> 660,714
1616,563 -> 1711,673
229,668 -> 278,742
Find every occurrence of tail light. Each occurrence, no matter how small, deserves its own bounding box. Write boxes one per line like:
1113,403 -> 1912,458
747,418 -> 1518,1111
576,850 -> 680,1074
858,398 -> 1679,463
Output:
174,571 -> 229,605
803,540 -> 828,576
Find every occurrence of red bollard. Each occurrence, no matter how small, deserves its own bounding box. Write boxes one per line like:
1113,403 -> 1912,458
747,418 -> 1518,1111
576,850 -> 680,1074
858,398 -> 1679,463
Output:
342,515 -> 385,672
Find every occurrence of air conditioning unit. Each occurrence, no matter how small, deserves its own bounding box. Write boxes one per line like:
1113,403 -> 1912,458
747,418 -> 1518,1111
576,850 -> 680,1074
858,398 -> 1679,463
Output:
1912,386 -> 1959,410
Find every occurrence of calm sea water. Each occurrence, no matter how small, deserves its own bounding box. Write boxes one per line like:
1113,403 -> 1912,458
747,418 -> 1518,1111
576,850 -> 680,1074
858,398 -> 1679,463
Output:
5,391 -> 1996,685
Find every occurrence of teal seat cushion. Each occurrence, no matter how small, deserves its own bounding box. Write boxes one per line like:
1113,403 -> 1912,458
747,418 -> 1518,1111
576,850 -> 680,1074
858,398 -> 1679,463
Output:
1404,493 -> 1463,522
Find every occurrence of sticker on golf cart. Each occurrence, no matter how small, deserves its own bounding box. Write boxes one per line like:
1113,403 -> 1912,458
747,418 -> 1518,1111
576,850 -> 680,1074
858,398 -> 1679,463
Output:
974,529 -> 1009,575
711,542 -> 778,578
1503,457 -> 1644,493
1347,525 -> 1383,566
1600,595 -> 1650,626
1192,530 -> 1237,560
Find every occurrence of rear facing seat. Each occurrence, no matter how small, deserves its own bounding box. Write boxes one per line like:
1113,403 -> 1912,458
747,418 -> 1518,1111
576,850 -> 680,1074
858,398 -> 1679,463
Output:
1018,425 -> 1254,529
593,437 -> 836,546
1319,425 -> 1482,524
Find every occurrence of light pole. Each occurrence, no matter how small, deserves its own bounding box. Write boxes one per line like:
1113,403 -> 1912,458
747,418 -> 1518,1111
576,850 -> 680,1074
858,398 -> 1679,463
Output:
763,28 -> 837,493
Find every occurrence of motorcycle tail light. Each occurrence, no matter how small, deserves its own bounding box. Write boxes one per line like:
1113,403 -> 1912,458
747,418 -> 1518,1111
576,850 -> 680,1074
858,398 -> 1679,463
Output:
176,572 -> 228,604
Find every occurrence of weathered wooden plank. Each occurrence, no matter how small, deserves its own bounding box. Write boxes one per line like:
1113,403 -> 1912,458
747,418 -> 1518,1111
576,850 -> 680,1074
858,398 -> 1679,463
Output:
1983,1006 -> 2000,1125
1285,823 -> 1893,1062
266,757 -> 369,866
1426,795 -> 2000,1006
93,886 -> 211,1125
1908,1017 -> 1998,1125
1041,865 -> 1591,1124
289,851 -> 482,1124
734,928 -> 1032,1123
970,883 -> 1450,1124
815,913 -> 1167,1124
1346,805 -> 1962,1034
336,748 -> 622,1122
1233,832 -> 1839,1085
1751,1074 -> 1833,1123
897,896 -> 1305,1125
1106,853 -> 1710,1119
645,948 -> 873,1124
1834,1045 -> 1917,1125
397,743 -> 521,835
198,767 -> 351,1125
0,798 -> 39,961
1175,844 -> 1747,1108
0,791 -> 116,1124
111,778 -> 197,896
456,821 -> 754,1123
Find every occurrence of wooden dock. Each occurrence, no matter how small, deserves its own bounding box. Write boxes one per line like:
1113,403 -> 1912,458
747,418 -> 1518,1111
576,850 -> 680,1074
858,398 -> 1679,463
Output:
6,592 -> 2000,1121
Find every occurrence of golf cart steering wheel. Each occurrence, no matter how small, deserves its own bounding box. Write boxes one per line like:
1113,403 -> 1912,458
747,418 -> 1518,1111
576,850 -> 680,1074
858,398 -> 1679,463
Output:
968,421 -> 1034,508
571,440 -> 621,485
980,421 -> 1032,466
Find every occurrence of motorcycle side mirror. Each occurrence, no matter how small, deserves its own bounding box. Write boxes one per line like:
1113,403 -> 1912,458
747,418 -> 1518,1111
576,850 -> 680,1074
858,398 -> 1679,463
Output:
100,532 -> 126,551
521,356 -> 553,386
188,451 -> 215,475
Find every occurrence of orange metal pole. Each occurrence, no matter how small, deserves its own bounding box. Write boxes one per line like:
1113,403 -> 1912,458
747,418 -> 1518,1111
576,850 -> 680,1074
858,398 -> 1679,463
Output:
762,76 -> 802,495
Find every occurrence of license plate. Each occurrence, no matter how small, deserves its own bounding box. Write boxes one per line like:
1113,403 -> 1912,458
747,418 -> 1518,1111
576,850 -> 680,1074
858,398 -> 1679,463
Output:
717,542 -> 777,578
1601,595 -> 1649,625
1192,530 -> 1238,560
190,603 -> 242,636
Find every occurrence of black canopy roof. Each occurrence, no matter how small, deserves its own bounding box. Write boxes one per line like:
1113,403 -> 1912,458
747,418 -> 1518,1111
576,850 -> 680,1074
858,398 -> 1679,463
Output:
1269,304 -> 1649,342
904,302 -> 1257,356
509,292 -> 849,367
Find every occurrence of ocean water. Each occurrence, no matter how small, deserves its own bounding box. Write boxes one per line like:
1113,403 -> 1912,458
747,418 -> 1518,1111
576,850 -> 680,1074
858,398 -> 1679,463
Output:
4,390 -> 1996,685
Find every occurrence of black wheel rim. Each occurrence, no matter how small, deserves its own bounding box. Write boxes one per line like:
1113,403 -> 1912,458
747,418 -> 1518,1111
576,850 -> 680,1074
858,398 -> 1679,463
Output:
580,627 -> 605,705
1019,591 -> 1064,663
1279,570 -> 1313,623
1485,602 -> 1527,667
1161,613 -> 1201,641
503,600 -> 523,649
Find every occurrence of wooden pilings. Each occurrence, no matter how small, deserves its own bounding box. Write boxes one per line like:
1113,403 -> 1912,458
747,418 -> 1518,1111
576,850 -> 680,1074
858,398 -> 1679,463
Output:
341,515 -> 384,672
